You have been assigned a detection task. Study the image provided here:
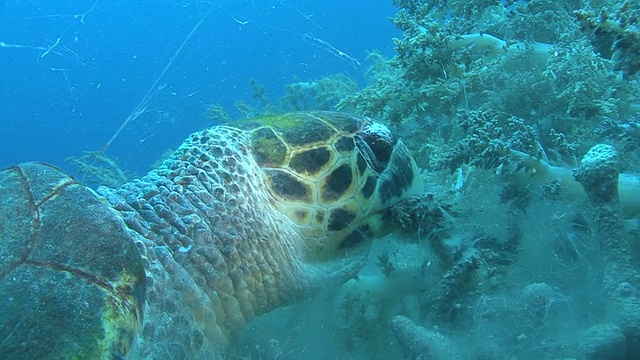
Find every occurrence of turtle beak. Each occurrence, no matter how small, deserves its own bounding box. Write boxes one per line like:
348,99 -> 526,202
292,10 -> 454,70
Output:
376,140 -> 424,206
354,120 -> 397,174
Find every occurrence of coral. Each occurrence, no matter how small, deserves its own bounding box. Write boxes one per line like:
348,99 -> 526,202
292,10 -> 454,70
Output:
488,0 -> 578,43
426,249 -> 482,324
249,78 -> 272,108
573,145 -> 638,287
415,110 -> 640,219
390,315 -> 462,360
435,110 -> 544,173
376,251 -> 397,276
204,104 -> 231,123
575,1 -> 640,78
206,73 -> 359,122
574,144 -> 640,358
279,74 -> 358,111
341,1 -> 640,177
66,151 -> 133,188
573,144 -> 621,204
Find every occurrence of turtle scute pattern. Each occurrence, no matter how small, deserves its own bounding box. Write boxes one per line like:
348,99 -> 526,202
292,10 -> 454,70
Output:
0,162 -> 146,360
239,111 -> 424,257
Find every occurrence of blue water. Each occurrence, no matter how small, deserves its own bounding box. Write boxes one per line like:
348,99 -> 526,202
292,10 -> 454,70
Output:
0,0 -> 399,176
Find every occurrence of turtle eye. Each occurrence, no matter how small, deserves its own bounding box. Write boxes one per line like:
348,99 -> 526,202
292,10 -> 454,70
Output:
355,121 -> 397,173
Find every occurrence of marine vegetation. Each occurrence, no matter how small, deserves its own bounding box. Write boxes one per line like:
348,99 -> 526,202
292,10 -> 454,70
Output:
340,0 -> 640,171
206,73 -> 359,122
66,151 -> 135,188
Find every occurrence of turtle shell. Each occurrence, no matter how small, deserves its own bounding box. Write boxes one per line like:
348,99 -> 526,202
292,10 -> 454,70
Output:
233,111 -> 424,257
0,163 -> 146,359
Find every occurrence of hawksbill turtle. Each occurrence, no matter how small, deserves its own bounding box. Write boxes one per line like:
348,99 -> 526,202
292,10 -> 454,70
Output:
0,111 -> 423,359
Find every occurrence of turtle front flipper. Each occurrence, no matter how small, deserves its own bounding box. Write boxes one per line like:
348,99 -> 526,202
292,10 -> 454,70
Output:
0,163 -> 146,359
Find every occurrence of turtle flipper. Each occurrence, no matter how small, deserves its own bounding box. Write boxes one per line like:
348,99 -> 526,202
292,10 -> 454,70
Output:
0,163 -> 146,360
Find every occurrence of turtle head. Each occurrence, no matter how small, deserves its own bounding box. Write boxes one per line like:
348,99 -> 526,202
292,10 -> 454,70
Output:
244,112 -> 423,258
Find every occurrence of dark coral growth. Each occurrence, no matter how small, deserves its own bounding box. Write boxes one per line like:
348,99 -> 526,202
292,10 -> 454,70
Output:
575,1 -> 640,78
340,0 -> 640,173
66,151 -> 134,188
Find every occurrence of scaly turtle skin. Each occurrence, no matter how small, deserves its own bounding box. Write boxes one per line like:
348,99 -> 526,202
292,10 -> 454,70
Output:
0,111 -> 423,359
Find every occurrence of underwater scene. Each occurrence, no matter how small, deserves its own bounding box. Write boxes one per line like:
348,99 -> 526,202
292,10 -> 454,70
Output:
2,0 -> 640,359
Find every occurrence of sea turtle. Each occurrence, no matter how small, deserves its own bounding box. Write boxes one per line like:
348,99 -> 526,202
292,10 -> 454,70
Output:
0,111 -> 423,359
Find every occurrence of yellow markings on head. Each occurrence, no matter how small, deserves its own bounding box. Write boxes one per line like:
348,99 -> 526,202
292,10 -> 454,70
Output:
245,112 -> 422,257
